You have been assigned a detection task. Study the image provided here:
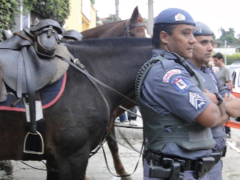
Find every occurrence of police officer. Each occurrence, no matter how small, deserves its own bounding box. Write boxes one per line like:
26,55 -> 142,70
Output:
136,8 -> 223,180
188,21 -> 240,180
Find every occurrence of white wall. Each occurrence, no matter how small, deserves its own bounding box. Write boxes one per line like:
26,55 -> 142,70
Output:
213,48 -> 236,55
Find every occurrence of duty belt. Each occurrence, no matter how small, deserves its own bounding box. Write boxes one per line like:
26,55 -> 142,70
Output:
213,146 -> 227,157
144,150 -> 221,179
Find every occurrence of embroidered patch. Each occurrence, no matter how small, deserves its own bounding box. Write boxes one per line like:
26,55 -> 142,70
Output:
170,76 -> 190,93
163,69 -> 181,82
189,92 -> 206,110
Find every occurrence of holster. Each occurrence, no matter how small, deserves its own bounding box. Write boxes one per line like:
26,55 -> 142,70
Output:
145,150 -> 221,180
193,152 -> 221,179
149,158 -> 183,180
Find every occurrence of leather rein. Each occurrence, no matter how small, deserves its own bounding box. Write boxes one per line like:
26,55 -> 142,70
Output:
124,19 -> 147,37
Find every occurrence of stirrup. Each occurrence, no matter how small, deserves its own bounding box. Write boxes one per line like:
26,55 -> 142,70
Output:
23,131 -> 44,155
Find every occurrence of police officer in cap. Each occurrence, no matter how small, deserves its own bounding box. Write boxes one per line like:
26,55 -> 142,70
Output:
188,22 -> 240,179
136,8 -> 223,180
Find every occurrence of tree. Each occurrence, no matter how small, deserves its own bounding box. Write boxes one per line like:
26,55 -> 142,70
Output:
23,0 -> 70,25
0,0 -> 19,38
229,28 -> 235,36
219,27 -> 226,36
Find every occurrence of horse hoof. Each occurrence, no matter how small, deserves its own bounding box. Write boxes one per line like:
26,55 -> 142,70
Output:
121,176 -> 133,180
3,161 -> 14,175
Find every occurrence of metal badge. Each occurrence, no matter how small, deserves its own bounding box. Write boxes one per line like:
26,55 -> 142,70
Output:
194,26 -> 202,34
175,13 -> 186,21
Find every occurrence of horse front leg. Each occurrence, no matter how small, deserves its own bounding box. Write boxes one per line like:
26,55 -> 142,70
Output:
58,149 -> 89,180
46,159 -> 59,180
107,126 -> 133,180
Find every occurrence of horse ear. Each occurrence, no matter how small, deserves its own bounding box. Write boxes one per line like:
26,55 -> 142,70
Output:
130,6 -> 140,23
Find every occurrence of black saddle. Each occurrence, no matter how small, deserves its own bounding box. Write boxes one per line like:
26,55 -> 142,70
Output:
0,19 -> 67,153
63,30 -> 83,41
0,30 -> 57,97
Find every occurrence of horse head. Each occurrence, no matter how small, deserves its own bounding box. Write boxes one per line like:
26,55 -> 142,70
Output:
81,6 -> 151,39
126,6 -> 151,38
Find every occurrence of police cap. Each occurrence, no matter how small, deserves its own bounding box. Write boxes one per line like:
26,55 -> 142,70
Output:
154,8 -> 195,26
193,22 -> 214,36
63,30 -> 83,41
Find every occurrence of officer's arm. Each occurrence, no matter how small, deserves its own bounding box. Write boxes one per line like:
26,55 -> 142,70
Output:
224,93 -> 240,118
195,92 -> 221,127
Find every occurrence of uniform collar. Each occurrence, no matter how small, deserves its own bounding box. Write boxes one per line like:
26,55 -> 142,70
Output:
152,49 -> 181,60
186,60 -> 211,74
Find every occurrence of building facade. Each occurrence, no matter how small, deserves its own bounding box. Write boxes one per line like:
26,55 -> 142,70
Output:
65,0 -> 96,32
13,0 -> 96,33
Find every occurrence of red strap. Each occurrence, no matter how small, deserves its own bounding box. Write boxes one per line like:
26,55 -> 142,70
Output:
224,120 -> 240,129
232,92 -> 240,98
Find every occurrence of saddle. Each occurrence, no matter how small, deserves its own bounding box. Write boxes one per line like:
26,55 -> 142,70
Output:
0,19 -> 68,98
0,19 -> 71,154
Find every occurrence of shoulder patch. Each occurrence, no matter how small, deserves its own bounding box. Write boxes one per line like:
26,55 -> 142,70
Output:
170,76 -> 190,93
189,92 -> 206,110
163,69 -> 181,82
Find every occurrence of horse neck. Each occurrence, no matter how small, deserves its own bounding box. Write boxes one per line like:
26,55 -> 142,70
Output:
81,20 -> 127,39
66,38 -> 152,109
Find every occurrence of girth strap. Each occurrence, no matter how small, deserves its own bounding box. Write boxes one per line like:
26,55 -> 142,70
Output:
22,47 -> 36,132
17,52 -> 24,98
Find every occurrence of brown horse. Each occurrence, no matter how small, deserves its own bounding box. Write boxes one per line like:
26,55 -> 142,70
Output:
81,6 -> 151,39
0,37 -> 152,180
82,6 -> 150,180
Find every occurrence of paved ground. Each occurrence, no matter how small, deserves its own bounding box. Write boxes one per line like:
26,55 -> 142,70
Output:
0,116 -> 240,180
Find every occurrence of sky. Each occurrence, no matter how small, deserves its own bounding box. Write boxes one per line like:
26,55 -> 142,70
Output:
94,0 -> 240,39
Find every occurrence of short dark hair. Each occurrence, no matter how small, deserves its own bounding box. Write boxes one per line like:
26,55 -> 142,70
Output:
212,52 -> 223,59
152,23 -> 176,48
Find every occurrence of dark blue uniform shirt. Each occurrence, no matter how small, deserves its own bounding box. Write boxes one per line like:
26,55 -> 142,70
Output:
141,49 -> 212,159
187,60 -> 231,151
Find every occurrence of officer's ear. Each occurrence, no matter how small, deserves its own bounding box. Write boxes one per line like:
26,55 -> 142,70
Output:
159,31 -> 169,44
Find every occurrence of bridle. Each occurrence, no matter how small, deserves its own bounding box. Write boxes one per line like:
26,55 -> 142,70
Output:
124,19 -> 147,37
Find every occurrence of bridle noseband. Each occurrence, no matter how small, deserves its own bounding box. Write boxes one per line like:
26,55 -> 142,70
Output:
124,19 -> 147,37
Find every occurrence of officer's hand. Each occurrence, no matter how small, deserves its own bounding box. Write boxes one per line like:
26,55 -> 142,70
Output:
204,89 -> 218,104
223,93 -> 235,102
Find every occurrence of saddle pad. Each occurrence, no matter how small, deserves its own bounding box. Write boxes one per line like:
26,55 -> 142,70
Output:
0,73 -> 66,112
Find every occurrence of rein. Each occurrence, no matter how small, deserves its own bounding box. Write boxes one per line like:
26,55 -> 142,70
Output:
124,19 -> 147,37
56,54 -> 137,106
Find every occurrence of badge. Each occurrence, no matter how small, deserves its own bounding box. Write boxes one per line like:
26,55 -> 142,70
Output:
170,76 -> 190,93
175,13 -> 186,21
163,69 -> 181,83
189,92 -> 206,110
194,26 -> 202,34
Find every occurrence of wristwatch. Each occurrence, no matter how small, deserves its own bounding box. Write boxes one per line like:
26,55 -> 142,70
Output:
214,93 -> 223,106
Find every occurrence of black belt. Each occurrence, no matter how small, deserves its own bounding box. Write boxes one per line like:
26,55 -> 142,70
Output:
144,150 -> 197,171
144,150 -> 221,179
213,146 -> 227,157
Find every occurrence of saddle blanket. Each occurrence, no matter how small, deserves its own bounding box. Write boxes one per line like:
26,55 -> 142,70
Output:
0,73 -> 66,112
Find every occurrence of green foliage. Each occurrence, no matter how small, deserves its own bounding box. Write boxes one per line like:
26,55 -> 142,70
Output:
0,0 -> 19,38
23,0 -> 70,25
91,0 -> 95,5
227,53 -> 240,65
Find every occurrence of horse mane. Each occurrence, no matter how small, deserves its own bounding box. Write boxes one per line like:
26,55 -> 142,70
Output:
66,37 -> 152,49
81,20 -> 126,39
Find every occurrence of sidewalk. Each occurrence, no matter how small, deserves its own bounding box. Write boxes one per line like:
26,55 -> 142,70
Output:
1,117 -> 240,180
